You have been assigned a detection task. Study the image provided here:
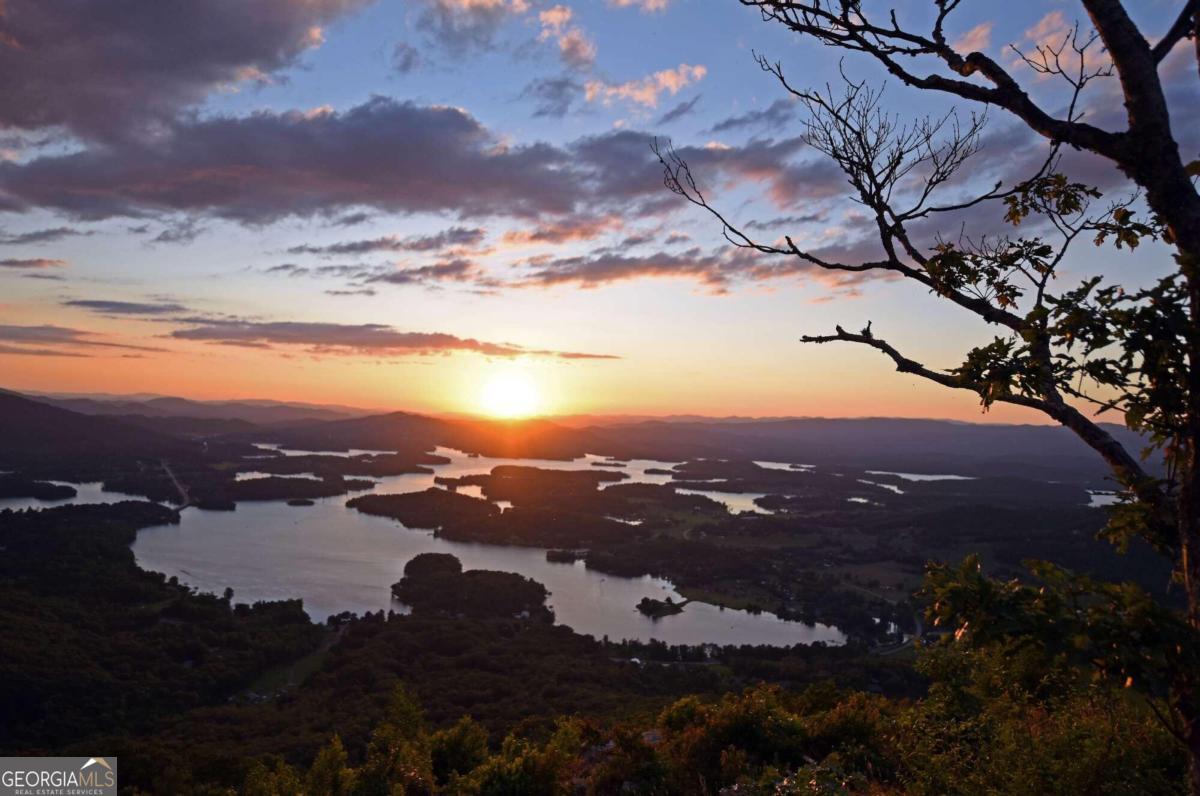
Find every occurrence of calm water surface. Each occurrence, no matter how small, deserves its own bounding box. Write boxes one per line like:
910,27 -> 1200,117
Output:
0,481 -> 144,512
124,447 -> 843,646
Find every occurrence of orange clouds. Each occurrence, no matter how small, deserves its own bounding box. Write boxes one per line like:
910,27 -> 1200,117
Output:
538,5 -> 596,68
608,0 -> 669,12
0,257 -> 66,269
952,22 -> 992,53
501,215 -> 623,245
585,64 -> 706,108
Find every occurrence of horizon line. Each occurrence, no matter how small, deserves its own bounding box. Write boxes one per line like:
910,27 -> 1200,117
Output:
6,386 -> 1098,428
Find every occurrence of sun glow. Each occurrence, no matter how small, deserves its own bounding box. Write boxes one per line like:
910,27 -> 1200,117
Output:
479,372 -> 542,418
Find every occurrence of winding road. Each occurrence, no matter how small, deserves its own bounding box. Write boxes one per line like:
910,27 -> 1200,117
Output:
160,460 -> 192,508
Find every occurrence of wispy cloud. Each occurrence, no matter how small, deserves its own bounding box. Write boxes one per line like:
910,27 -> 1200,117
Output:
514,247 -> 738,292
167,318 -> 618,360
413,0 -> 531,55
0,227 -> 91,245
63,299 -> 189,316
392,42 -> 422,73
0,257 -> 67,269
520,76 -> 584,118
325,287 -> 378,297
149,218 -> 205,245
709,99 -> 795,134
508,238 -> 888,296
0,343 -> 88,357
538,5 -> 597,68
502,214 -> 622,245
608,0 -> 669,12
952,21 -> 992,53
585,64 -> 706,109
657,95 -> 702,125
288,226 -> 486,256
743,213 -> 824,231
0,323 -> 165,354
366,258 -> 494,288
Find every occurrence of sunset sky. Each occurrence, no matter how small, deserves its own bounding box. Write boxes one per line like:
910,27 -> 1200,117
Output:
0,0 -> 1191,420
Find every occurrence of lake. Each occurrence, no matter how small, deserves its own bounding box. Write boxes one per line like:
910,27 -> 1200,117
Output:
0,480 -> 145,512
8,446 -> 843,646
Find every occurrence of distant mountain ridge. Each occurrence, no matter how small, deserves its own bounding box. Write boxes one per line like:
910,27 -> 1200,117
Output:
245,406 -> 1149,485
587,416 -> 1151,483
32,393 -> 367,425
0,390 -> 192,471
1,388 -> 1155,486
545,413 -> 985,428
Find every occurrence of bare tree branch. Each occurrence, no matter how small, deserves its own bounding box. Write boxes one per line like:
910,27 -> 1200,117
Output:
654,94 -> 1030,333
738,1 -> 1127,159
801,323 -> 1166,519
1150,0 -> 1199,64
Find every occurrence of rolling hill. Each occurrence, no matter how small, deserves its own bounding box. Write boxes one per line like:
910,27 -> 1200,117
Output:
0,390 -> 194,471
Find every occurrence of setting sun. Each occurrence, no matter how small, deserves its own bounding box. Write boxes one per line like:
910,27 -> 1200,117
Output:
479,372 -> 542,418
